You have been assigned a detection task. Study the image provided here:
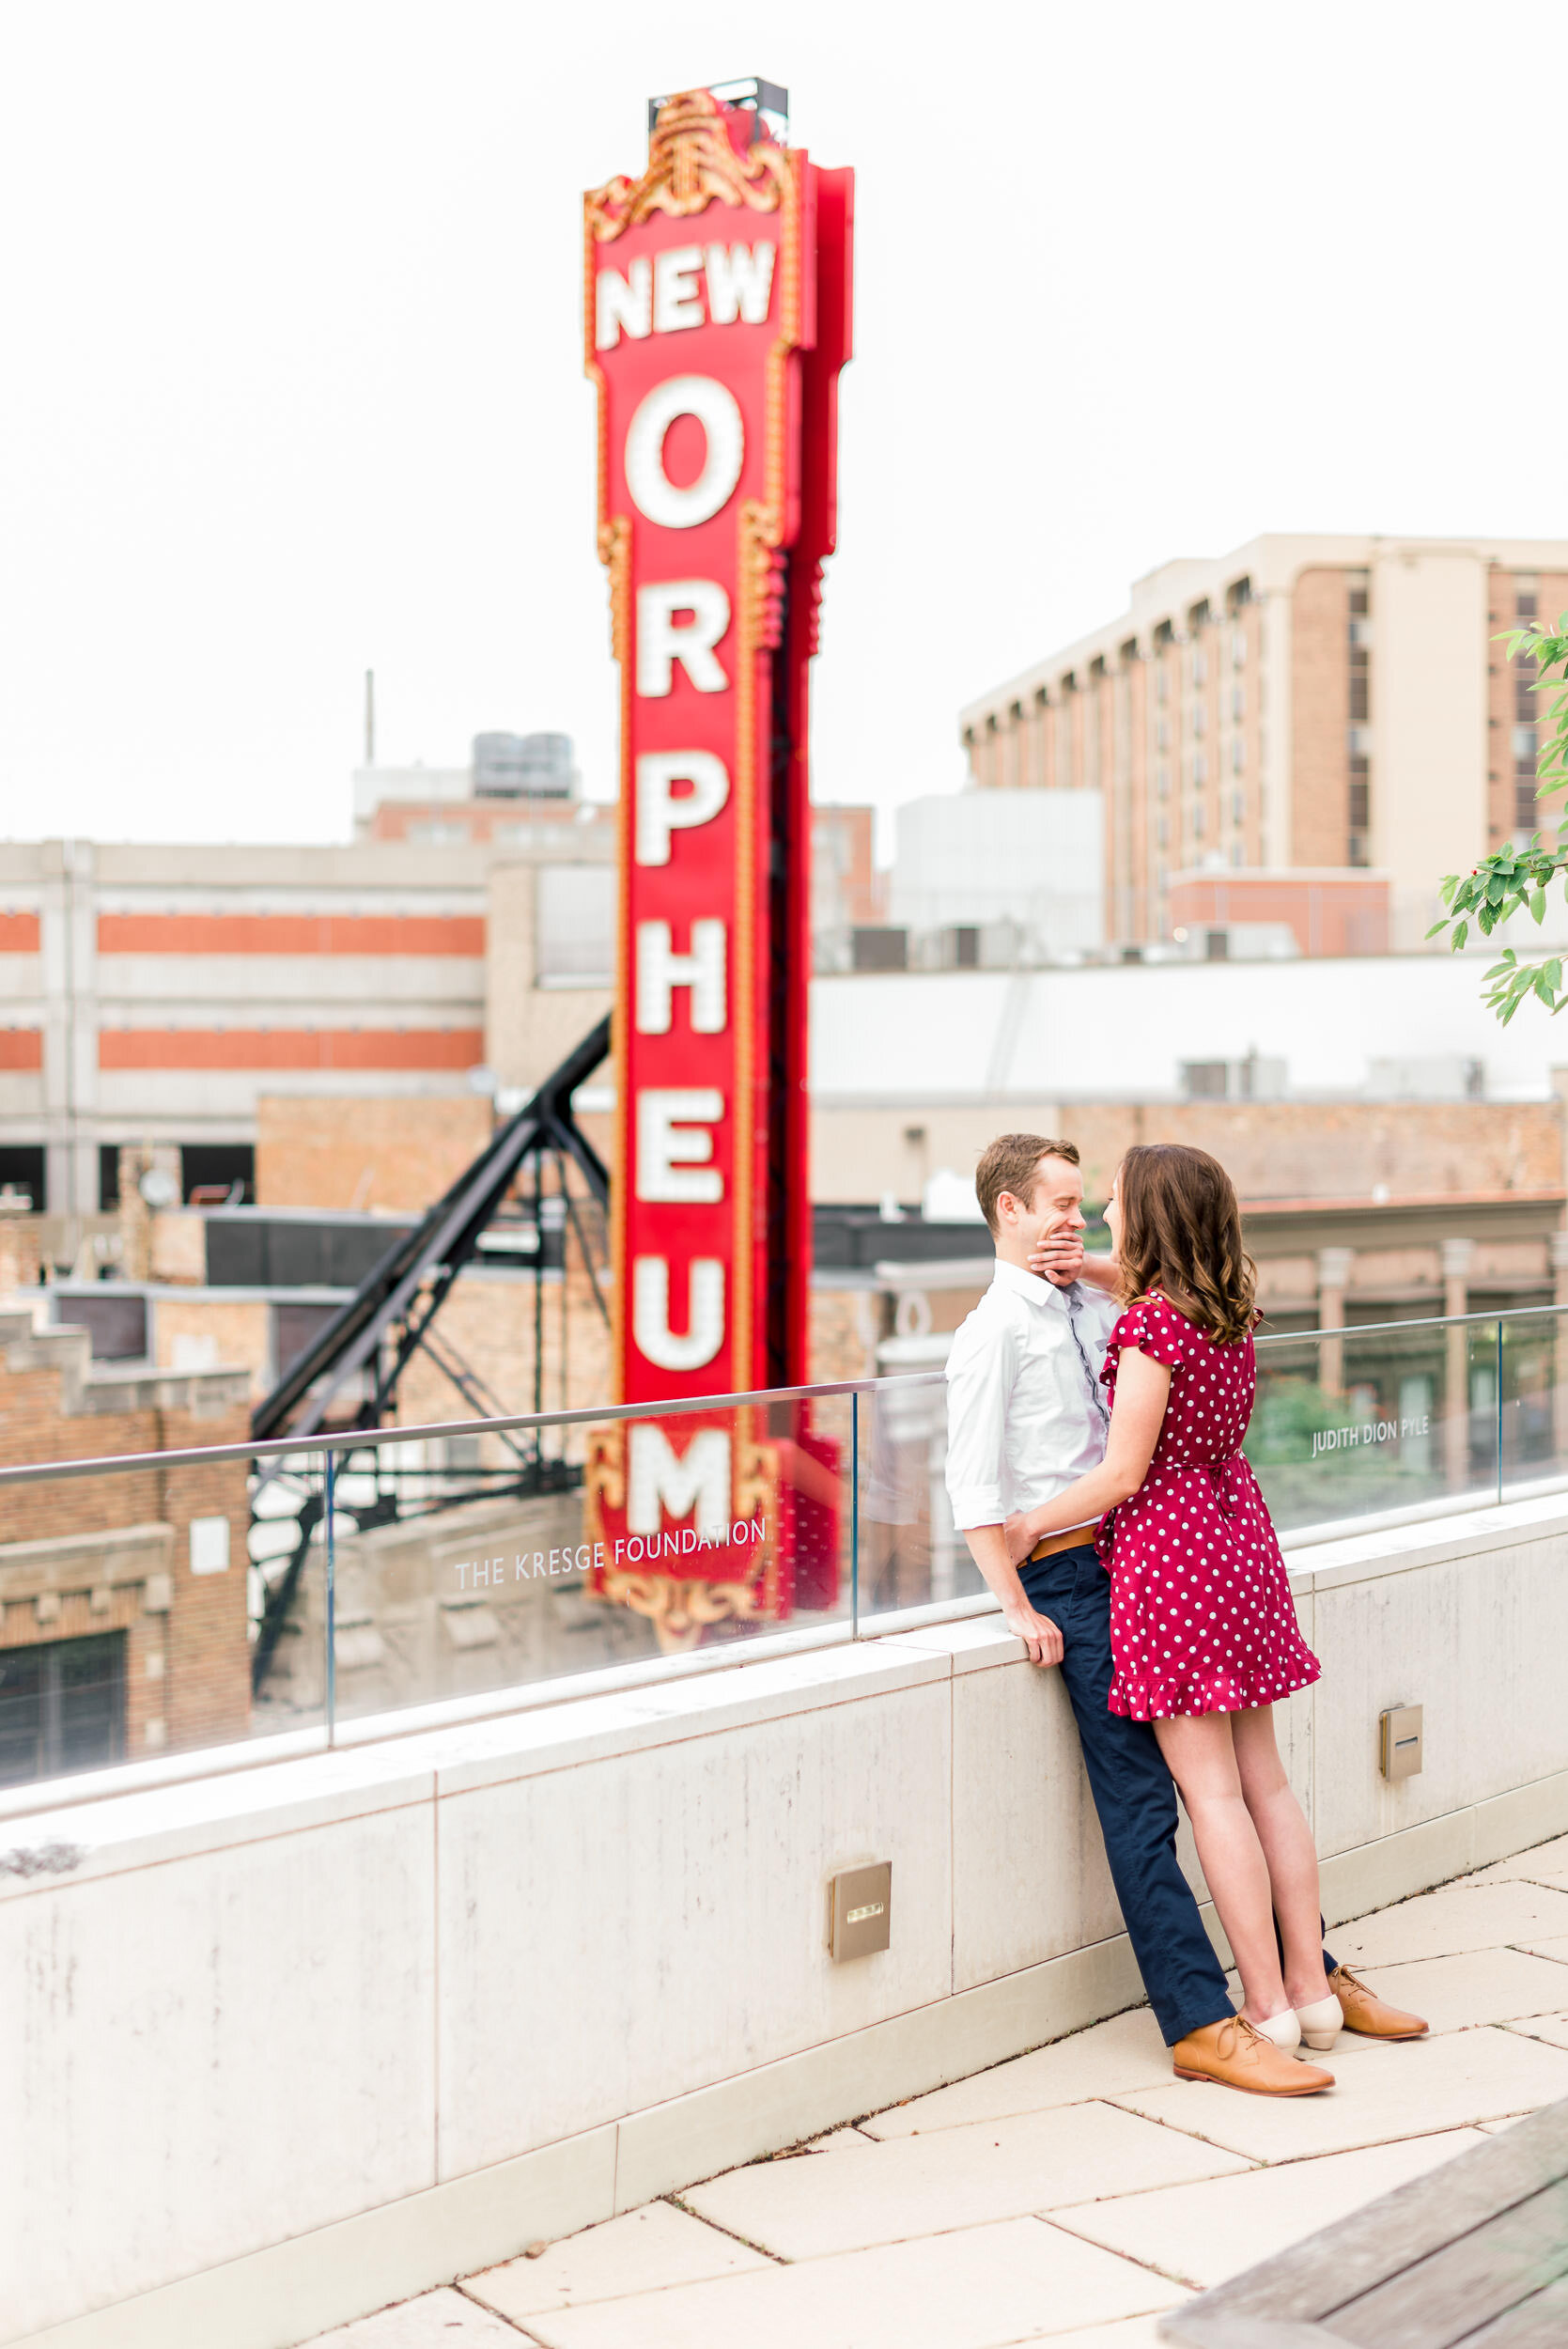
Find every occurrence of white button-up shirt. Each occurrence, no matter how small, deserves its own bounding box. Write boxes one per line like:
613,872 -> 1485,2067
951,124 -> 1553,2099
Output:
944,1260 -> 1118,1531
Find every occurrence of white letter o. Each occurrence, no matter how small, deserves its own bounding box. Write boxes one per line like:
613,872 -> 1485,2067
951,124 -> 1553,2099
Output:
625,376 -> 744,530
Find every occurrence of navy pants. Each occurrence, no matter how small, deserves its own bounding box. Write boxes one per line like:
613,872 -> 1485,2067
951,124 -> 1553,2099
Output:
1018,1542 -> 1335,2046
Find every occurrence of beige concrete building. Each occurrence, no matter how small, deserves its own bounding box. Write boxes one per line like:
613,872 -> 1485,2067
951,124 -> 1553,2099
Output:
958,534 -> 1568,955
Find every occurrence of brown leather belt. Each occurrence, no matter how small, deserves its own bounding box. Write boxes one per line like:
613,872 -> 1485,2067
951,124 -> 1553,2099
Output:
1029,1522 -> 1099,1563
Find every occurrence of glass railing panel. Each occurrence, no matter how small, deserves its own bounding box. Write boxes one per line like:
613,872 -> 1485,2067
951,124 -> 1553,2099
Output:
306,1390 -> 861,1733
1498,1311 -> 1568,1498
247,1445 -> 328,1743
1250,1316 -> 1505,1533
0,1441 -> 325,1802
854,1374 -> 983,1620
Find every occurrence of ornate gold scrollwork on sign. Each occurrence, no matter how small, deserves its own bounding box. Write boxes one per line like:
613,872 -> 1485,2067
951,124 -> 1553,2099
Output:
584,1421 -> 626,1522
586,89 -> 787,243
598,1569 -> 763,1655
597,517 -> 631,666
738,500 -> 786,649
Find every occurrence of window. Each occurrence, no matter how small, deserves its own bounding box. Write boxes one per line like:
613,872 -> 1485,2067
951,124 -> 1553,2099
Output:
1515,654 -> 1538,723
1232,790 -> 1246,825
1516,578 -> 1539,619
0,1145 -> 46,1210
1156,664 -> 1170,702
1192,803 -> 1205,839
1231,683 -> 1245,721
852,927 -> 907,972
1192,703 -> 1206,739
1231,736 -> 1246,773
1517,777 -> 1542,830
1157,763 -> 1170,801
181,1143 -> 255,1206
1226,577 -> 1252,615
1182,1060 -> 1228,1097
1231,629 -> 1247,669
1193,749 -> 1207,785
1157,716 -> 1170,752
1514,725 -> 1539,762
1190,646 -> 1207,687
1349,780 -> 1370,831
1347,570 -> 1370,617
52,1291 -> 147,1361
536,865 -> 615,985
1157,815 -> 1170,848
1229,840 -> 1245,868
0,1633 -> 126,1787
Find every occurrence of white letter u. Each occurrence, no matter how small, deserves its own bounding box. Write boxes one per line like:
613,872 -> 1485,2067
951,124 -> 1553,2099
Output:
632,1256 -> 725,1373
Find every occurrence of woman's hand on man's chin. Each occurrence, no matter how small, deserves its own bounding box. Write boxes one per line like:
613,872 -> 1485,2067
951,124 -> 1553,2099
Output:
1029,1232 -> 1083,1285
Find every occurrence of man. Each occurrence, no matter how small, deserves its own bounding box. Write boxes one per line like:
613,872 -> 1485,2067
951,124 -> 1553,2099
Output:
944,1131 -> 1425,2094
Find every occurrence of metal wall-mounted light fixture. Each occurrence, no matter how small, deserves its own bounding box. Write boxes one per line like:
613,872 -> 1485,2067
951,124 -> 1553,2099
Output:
1379,1704 -> 1423,1780
827,1862 -> 892,1961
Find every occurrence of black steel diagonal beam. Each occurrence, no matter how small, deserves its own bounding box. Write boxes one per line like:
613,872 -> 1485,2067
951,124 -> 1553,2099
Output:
251,1015 -> 610,1444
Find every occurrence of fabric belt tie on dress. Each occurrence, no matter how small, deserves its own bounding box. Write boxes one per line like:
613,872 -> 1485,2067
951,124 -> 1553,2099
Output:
1203,1458 -> 1243,1517
1030,1522 -> 1101,1563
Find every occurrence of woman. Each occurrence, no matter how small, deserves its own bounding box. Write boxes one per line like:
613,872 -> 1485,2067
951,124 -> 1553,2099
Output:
1007,1142 -> 1342,2064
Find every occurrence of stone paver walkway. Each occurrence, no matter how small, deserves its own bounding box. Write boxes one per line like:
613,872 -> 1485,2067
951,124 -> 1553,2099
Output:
298,1835 -> 1568,2349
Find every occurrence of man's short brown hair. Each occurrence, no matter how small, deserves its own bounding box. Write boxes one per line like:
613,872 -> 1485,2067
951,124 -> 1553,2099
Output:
973,1133 -> 1080,1237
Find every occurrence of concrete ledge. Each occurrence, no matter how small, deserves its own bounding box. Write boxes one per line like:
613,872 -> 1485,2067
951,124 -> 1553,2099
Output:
16,1772 -> 1568,2349
18,2127 -> 618,2349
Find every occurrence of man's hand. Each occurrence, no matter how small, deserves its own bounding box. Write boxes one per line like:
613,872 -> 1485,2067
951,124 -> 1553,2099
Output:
1030,1228 -> 1085,1286
1002,1599 -> 1063,1669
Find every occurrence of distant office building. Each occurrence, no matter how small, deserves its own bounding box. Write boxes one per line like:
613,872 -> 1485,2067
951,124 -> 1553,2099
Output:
0,823 -> 615,1221
353,731 -> 603,844
959,536 -> 1568,954
888,790 -> 1104,966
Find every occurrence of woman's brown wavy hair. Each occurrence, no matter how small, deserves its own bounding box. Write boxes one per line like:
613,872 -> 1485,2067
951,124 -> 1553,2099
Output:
1114,1143 -> 1258,1344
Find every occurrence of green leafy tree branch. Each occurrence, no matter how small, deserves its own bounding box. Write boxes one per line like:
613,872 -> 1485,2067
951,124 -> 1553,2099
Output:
1429,616 -> 1568,1022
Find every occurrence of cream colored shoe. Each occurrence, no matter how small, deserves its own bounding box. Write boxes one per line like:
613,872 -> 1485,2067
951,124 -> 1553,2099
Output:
1295,1993 -> 1344,2052
1252,2008 -> 1303,2052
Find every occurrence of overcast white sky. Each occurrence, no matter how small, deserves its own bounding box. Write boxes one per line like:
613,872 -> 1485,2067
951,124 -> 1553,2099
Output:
2,1 -> 1564,850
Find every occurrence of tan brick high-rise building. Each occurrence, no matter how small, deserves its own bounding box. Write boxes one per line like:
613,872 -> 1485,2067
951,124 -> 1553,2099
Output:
958,536 -> 1568,955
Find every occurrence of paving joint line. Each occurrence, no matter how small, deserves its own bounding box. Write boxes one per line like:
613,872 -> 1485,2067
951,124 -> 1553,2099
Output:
662,2191 -> 788,2263
1033,2207 -> 1205,2294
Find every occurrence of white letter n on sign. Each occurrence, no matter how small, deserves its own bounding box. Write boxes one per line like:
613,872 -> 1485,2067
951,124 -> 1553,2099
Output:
627,1423 -> 730,1538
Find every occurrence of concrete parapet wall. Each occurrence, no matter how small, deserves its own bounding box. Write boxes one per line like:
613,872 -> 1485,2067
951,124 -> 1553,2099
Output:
4,1494 -> 1567,2347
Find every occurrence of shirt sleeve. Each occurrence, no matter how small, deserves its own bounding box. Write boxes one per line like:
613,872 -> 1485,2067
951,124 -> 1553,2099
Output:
944,1310 -> 1018,1530
1102,1293 -> 1189,1390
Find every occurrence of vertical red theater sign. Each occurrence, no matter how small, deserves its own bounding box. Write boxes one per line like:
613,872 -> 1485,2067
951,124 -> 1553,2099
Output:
582,86 -> 852,1642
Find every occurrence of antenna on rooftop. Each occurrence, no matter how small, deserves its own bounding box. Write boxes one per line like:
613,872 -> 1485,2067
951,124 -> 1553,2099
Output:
364,668 -> 376,767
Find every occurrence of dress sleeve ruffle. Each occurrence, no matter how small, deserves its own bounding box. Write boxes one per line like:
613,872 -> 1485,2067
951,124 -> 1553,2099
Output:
1101,1293 -> 1190,1389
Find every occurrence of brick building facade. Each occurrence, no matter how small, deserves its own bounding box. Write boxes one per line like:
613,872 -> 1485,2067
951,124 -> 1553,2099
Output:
0,1312 -> 251,1783
958,535 -> 1568,956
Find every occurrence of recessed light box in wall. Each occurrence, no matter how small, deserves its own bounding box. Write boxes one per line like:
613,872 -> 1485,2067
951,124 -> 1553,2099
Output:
828,1862 -> 892,1962
1379,1704 -> 1423,1780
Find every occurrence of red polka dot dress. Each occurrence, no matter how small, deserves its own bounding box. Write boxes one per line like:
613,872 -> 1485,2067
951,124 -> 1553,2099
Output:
1098,1293 -> 1320,1721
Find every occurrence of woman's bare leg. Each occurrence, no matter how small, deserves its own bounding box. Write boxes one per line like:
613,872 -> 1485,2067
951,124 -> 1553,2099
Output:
1154,1713 -> 1289,2024
1232,1704 -> 1331,2011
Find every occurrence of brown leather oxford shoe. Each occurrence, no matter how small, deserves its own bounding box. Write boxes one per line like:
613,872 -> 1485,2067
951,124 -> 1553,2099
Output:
1172,2015 -> 1335,2095
1329,1964 -> 1429,2040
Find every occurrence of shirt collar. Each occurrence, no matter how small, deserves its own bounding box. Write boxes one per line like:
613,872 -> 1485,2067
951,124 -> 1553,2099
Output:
991,1258 -> 1073,1312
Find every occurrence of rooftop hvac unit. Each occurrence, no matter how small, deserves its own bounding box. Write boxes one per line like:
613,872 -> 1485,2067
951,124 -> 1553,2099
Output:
472,732 -> 577,799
